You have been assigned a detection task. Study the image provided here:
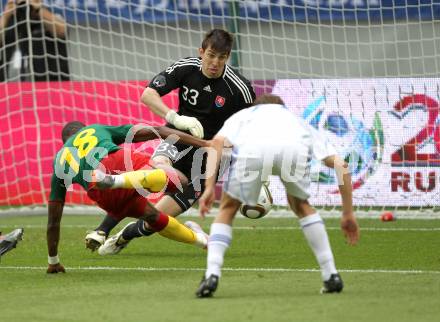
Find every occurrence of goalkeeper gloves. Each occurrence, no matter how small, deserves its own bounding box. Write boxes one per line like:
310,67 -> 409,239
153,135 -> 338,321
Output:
165,110 -> 204,139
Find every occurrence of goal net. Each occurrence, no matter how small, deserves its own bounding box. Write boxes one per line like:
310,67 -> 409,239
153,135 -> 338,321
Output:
1,0 -> 439,218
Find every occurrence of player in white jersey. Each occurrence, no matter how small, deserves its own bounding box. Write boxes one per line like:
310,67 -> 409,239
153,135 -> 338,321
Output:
195,94 -> 359,298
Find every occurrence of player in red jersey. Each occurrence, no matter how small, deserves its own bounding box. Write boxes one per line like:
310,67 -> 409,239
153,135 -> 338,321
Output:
47,121 -> 208,273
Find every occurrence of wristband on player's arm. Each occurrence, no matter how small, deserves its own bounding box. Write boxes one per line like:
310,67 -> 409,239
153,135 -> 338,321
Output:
48,255 -> 60,265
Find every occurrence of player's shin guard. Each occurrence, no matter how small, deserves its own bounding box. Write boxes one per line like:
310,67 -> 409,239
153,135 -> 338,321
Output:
148,213 -> 204,246
118,169 -> 168,192
121,219 -> 155,241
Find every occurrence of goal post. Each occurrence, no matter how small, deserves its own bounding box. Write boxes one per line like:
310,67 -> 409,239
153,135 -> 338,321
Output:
1,0 -> 440,217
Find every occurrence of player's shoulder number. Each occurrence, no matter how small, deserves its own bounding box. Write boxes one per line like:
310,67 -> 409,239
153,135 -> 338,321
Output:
59,128 -> 98,173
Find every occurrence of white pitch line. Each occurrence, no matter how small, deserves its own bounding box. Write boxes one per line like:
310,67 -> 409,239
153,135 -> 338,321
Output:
234,227 -> 440,232
1,224 -> 440,232
0,266 -> 439,274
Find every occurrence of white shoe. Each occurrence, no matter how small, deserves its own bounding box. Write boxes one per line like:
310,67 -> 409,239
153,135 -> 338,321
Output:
91,169 -> 115,189
184,221 -> 208,249
0,228 -> 24,258
85,230 -> 106,252
98,222 -> 136,255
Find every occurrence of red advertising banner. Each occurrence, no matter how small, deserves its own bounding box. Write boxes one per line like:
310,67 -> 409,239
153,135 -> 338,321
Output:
0,81 -> 177,205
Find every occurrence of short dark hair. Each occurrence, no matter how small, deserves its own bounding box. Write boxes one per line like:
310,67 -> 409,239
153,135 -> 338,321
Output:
201,29 -> 233,54
62,121 -> 85,143
253,94 -> 285,106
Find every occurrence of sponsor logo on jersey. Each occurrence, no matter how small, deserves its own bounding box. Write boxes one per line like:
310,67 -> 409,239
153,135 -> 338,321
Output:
203,85 -> 212,92
152,75 -> 166,88
215,95 -> 225,108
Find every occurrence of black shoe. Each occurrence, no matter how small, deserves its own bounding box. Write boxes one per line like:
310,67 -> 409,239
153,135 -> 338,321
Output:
321,273 -> 343,294
0,228 -> 24,258
196,274 -> 219,298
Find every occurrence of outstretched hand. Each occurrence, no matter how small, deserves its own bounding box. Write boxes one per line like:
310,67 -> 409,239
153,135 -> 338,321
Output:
47,263 -> 66,274
199,188 -> 215,219
340,212 -> 359,245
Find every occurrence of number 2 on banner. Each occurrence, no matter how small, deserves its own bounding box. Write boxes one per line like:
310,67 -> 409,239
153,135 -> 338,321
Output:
391,95 -> 440,166
59,129 -> 98,173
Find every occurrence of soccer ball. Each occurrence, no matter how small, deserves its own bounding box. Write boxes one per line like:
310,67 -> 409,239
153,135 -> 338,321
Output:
239,184 -> 273,219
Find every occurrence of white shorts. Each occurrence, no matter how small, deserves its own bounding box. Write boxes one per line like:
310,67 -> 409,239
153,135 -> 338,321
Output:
223,143 -> 312,205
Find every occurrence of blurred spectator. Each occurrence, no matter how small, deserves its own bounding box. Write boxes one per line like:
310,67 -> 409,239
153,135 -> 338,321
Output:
0,0 -> 70,81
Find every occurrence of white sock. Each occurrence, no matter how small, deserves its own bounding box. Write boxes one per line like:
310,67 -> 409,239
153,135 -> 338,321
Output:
299,213 -> 337,281
205,223 -> 232,278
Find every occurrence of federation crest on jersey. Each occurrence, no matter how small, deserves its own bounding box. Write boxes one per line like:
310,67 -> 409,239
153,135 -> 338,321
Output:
215,95 -> 225,108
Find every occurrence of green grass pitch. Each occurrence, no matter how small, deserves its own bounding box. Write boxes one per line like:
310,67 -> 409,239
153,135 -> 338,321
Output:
1,214 -> 439,322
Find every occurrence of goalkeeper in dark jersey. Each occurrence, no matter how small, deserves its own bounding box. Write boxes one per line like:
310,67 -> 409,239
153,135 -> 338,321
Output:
99,29 -> 256,255
47,121 -> 209,273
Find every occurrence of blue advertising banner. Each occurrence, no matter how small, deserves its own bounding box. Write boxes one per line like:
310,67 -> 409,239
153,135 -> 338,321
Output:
1,0 -> 439,24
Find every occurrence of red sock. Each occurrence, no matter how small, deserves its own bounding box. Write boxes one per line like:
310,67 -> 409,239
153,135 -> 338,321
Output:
148,212 -> 169,232
163,169 -> 181,193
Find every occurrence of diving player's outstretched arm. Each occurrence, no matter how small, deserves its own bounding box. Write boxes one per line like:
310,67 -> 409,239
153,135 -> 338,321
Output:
132,125 -> 208,148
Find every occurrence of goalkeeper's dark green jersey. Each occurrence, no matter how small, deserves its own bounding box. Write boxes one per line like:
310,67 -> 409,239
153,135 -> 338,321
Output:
49,124 -> 133,202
